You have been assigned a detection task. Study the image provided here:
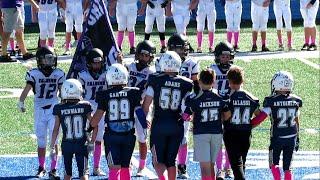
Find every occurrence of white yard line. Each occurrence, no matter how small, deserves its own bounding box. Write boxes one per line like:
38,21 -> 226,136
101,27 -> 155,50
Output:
296,57 -> 320,70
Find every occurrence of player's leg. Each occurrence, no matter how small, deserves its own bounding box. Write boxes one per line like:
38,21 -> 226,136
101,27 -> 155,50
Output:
127,3 -> 138,54
104,133 -> 121,179
47,9 -> 58,47
211,134 -> 223,180
225,1 -> 233,44
269,138 -> 282,180
116,3 -> 126,50
307,1 -> 319,51
207,8 -> 217,53
93,118 -> 106,176
75,145 -> 89,180
120,133 -> 136,179
300,7 -> 310,50
274,2 -> 284,50
282,137 -> 296,180
283,2 -> 293,50
233,1 -> 242,50
177,122 -> 190,179
135,117 -> 148,175
64,2 -> 73,55
251,2 -> 259,52
156,8 -> 166,52
14,7 -> 29,57
167,130 -> 184,180
150,130 -> 167,179
37,11 -> 48,47
182,11 -> 191,36
74,2 -> 84,40
196,10 -> 206,52
48,113 -> 59,178
34,108 -> 47,177
261,6 -> 270,52
193,134 -> 212,179
8,31 -> 16,56
173,12 -> 185,35
61,142 -> 73,180
144,6 -> 155,40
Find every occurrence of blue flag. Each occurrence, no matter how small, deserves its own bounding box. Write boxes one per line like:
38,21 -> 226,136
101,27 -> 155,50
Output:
67,0 -> 120,78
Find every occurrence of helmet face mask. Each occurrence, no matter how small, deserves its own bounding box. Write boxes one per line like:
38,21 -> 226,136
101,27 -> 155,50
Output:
136,40 -> 156,67
36,47 -> 57,76
167,34 -> 189,60
86,48 -> 105,74
214,42 -> 235,69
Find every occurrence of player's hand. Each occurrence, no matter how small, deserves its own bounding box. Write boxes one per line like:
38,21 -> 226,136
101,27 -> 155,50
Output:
117,52 -> 124,64
295,137 -> 300,152
87,142 -> 94,154
262,0 -> 270,7
17,101 -> 26,113
50,148 -> 57,160
161,0 -> 169,8
147,1 -> 155,9
306,3 -> 313,9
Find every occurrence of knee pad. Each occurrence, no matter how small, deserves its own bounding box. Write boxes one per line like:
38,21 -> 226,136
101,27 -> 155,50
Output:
39,25 -> 48,40
75,23 -> 83,33
207,13 -> 216,32
145,24 -> 153,34
65,20 -> 73,33
156,16 -> 166,33
37,135 -> 47,148
196,14 -> 206,32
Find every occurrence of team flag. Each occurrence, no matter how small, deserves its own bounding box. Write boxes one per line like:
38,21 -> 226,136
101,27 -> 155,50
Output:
67,0 -> 120,78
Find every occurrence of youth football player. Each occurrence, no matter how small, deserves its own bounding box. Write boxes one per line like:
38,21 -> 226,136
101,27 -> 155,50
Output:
300,0 -> 319,51
223,66 -> 261,180
50,79 -> 97,180
225,0 -> 242,51
77,48 -> 108,176
18,46 -> 65,178
251,71 -> 302,180
143,51 -> 193,180
126,40 -> 156,177
182,69 -> 231,180
91,63 -> 145,180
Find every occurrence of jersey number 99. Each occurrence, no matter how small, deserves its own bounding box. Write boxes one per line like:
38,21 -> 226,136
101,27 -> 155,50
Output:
108,99 -> 130,121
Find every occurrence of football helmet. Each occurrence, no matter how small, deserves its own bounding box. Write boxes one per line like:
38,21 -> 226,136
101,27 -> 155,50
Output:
61,79 -> 84,100
86,48 -> 105,73
106,63 -> 129,86
214,42 -> 235,69
158,51 -> 182,73
135,40 -> 156,66
271,71 -> 294,94
167,33 -> 189,59
36,46 -> 57,76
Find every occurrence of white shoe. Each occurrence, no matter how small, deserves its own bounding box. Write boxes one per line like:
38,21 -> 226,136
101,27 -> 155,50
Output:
93,168 -> 106,176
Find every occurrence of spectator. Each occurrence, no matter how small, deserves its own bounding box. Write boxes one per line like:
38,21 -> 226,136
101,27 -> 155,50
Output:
0,0 -> 39,62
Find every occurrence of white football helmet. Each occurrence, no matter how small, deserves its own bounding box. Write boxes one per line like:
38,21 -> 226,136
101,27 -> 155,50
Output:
106,63 -> 129,86
158,51 -> 181,73
61,79 -> 83,100
271,71 -> 294,94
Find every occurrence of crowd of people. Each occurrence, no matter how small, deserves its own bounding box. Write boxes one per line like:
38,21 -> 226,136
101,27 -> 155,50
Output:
0,0 -> 318,63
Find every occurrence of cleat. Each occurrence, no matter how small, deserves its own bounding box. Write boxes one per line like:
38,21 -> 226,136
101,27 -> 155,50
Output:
261,45 -> 270,52
177,164 -> 189,179
233,45 -> 239,52
63,49 -> 71,56
209,47 -> 215,53
160,46 -> 167,53
22,53 -> 35,60
136,168 -> 147,177
278,44 -> 284,51
49,169 -> 60,180
301,43 -> 309,51
130,47 -> 136,54
36,166 -> 46,178
93,168 -> 106,176
196,47 -> 202,53
216,170 -> 225,180
287,45 -> 294,51
307,44 -> 317,51
9,50 -> 16,56
251,45 -> 257,52
0,55 -> 16,62
225,169 -> 233,178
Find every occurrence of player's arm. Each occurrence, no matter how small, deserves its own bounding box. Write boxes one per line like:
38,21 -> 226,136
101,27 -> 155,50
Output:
165,1 -> 172,16
189,0 -> 198,10
50,116 -> 61,149
56,0 -> 66,9
17,84 -> 32,112
222,110 -> 232,121
108,0 -> 117,17
253,108 -> 261,117
90,109 -> 105,128
27,0 -> 39,11
251,107 -> 270,128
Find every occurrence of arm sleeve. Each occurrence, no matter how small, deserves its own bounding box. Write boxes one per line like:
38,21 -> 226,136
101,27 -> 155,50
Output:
25,71 -> 35,86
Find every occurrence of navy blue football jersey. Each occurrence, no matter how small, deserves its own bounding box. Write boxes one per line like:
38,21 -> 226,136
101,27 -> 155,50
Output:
146,73 -> 193,131
263,94 -> 302,138
224,89 -> 260,131
53,101 -> 93,144
96,86 -> 143,133
184,89 -> 228,134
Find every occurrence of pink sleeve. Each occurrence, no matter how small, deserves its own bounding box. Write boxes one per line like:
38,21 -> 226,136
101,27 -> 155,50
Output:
251,111 -> 268,126
182,113 -> 192,121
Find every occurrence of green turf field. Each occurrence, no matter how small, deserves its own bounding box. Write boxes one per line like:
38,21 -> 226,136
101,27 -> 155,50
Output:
0,22 -> 319,154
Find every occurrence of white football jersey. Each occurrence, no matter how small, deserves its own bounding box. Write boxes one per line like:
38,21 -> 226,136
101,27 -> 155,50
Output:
38,0 -> 57,11
126,62 -> 156,90
199,0 -> 215,5
209,64 -> 233,97
77,71 -> 108,106
25,68 -> 65,107
117,0 -> 137,4
179,57 -> 200,79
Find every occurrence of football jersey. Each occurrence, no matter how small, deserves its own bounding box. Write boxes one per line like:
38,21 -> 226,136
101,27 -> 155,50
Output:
126,62 -> 155,90
184,89 -> 228,134
224,89 -> 260,131
77,71 -> 108,107
209,64 -> 232,98
117,0 -> 137,4
263,94 -> 302,138
96,86 -> 143,133
180,57 -> 200,79
53,101 -> 92,144
148,0 -> 165,6
25,68 -> 65,107
146,73 -> 193,132
38,0 -> 57,11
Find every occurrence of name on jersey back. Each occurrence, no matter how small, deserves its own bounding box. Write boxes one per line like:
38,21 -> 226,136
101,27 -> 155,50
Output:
200,101 -> 221,108
233,100 -> 251,106
273,101 -> 299,107
110,91 -> 128,98
165,81 -> 180,88
61,108 -> 85,115
39,78 -> 57,83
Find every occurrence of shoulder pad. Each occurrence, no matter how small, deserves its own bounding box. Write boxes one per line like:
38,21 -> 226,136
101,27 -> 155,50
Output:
123,87 -> 140,91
